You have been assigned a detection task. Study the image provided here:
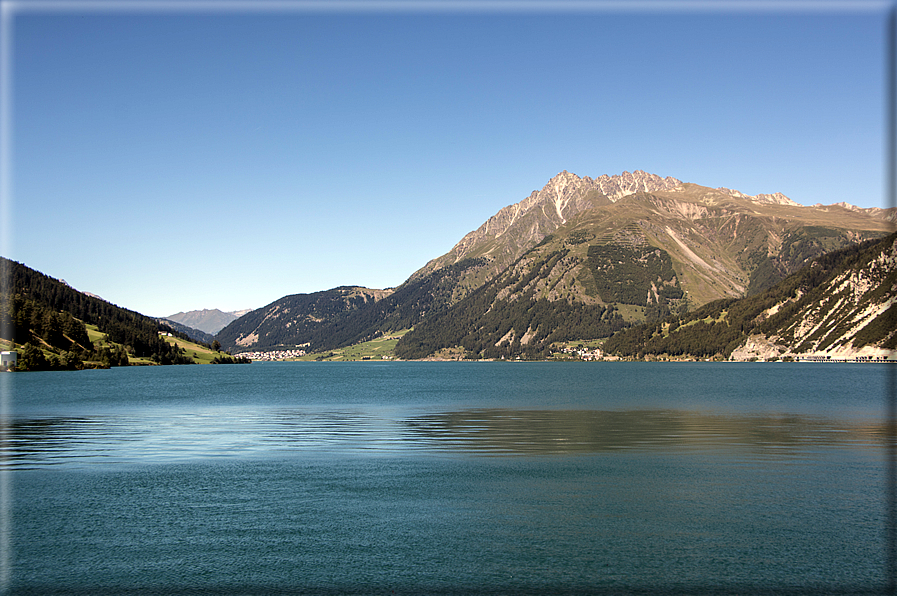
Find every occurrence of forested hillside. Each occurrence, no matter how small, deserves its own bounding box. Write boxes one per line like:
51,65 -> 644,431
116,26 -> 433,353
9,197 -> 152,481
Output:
395,249 -> 628,360
0,258 -> 194,370
217,258 -> 492,353
602,232 -> 897,360
586,243 -> 684,315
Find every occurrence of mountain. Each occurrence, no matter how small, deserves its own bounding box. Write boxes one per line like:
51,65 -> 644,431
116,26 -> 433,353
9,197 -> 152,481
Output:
392,175 -> 893,359
410,171 -> 894,305
602,232 -> 897,361
407,170 -> 679,286
216,257 -> 491,353
216,286 -> 394,351
156,318 -> 216,346
217,170 -> 895,357
166,308 -> 240,335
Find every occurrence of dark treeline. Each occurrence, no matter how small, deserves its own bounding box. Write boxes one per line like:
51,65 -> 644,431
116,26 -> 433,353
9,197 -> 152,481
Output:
603,232 -> 897,359
210,354 -> 251,364
1,257 -> 193,369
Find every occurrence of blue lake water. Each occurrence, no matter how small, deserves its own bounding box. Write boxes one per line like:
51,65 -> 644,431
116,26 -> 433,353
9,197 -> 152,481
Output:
1,362 -> 893,595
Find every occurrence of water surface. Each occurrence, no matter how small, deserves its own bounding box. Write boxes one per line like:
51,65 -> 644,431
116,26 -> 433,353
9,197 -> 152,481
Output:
3,362 -> 891,594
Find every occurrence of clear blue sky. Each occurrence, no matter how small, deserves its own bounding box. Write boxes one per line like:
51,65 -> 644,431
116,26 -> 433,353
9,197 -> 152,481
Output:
3,1 -> 892,317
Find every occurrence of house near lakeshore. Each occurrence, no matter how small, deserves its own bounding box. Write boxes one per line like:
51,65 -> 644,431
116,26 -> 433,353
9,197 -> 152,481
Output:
1,351 -> 17,371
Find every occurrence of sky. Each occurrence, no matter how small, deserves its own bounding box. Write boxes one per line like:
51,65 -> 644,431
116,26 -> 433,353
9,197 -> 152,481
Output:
2,0 -> 893,317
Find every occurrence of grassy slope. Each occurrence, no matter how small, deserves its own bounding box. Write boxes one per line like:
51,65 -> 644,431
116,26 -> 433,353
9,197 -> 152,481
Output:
161,335 -> 226,364
89,323 -> 213,365
297,330 -> 409,361
85,322 -> 158,365
8,320 -> 401,365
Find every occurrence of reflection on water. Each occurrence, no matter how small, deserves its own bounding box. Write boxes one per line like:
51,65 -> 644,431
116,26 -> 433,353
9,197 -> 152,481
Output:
2,407 -> 886,468
404,408 -> 886,456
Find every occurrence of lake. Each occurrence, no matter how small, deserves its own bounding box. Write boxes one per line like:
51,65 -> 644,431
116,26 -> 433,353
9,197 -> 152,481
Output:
1,361 -> 893,595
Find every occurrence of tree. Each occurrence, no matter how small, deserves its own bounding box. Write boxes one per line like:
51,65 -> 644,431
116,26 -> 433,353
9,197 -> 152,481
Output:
18,343 -> 49,371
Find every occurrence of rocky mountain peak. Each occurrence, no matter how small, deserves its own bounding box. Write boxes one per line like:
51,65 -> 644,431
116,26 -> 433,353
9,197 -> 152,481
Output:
716,187 -> 801,207
408,169 -> 838,288
753,192 -> 800,206
594,170 -> 683,201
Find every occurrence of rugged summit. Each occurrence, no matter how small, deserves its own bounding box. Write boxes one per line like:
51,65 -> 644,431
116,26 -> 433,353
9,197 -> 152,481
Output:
714,187 -> 801,207
409,170 -> 684,284
594,170 -> 682,201
410,170 -> 894,308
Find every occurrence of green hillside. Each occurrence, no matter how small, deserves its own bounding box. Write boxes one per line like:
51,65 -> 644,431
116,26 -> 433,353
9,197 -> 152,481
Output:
395,248 -> 627,360
216,258 -> 491,353
1,257 -> 196,370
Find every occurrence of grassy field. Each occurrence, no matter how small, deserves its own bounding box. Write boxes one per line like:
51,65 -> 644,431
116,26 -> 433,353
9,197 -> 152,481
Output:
85,323 -> 106,345
613,304 -> 647,323
89,323 -> 219,365
81,323 -> 162,365
162,335 -> 226,364
297,330 -> 409,361
82,323 -> 160,365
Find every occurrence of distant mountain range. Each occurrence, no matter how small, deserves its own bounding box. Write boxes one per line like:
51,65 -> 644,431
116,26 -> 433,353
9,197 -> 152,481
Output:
155,318 -> 216,346
166,308 -> 249,335
216,170 -> 895,359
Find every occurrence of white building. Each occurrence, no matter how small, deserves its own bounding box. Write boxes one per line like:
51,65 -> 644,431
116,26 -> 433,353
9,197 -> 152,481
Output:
1,351 -> 17,371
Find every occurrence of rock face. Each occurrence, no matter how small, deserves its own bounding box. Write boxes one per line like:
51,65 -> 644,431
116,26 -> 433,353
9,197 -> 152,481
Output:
409,170 -> 686,284
715,187 -> 801,207
594,170 -> 683,201
598,233 -> 897,362
729,335 -> 788,361
407,170 -> 839,291
410,170 -> 893,313
730,235 -> 897,361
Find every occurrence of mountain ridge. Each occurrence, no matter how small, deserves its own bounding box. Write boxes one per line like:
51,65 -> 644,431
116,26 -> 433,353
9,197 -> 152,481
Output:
166,308 -> 241,335
207,169 -> 894,356
408,170 -> 683,284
